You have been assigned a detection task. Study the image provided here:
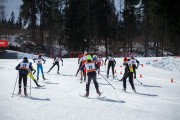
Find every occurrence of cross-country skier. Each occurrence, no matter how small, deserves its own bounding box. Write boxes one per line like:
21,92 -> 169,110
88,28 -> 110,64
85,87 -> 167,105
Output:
47,54 -> 63,74
76,51 -> 87,81
96,54 -> 104,74
81,55 -> 102,97
128,55 -> 139,79
104,54 -> 116,78
27,62 -> 41,87
122,57 -> 136,92
33,54 -> 46,80
15,57 -> 33,96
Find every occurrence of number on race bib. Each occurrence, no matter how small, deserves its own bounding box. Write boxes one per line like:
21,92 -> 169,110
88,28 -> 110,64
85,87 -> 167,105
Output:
23,64 -> 26,67
89,66 -> 92,69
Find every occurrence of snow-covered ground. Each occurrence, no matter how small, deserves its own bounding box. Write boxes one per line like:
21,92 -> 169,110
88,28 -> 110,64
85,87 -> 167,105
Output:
0,56 -> 180,120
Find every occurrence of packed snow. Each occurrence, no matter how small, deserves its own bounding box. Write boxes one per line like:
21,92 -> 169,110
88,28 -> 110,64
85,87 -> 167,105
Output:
0,54 -> 180,120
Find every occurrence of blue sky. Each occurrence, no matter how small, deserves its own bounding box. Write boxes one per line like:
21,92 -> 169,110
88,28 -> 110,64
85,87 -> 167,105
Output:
4,0 -> 23,20
5,0 -> 121,21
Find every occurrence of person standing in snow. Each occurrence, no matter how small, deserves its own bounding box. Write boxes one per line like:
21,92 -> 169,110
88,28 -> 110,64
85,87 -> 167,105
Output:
33,54 -> 46,80
122,57 -> 136,92
16,57 -> 33,96
96,54 -> 104,74
81,55 -> 102,97
47,54 -> 63,74
27,62 -> 41,87
129,55 -> 139,79
104,54 -> 116,78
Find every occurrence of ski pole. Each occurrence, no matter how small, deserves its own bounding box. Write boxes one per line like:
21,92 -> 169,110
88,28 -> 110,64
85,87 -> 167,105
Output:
12,73 -> 19,97
135,78 -> 142,85
30,75 -> 32,96
99,73 -> 116,89
75,68 -> 80,76
115,68 -> 118,79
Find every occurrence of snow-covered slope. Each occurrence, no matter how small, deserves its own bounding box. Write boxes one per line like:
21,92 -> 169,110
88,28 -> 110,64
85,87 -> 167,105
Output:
0,56 -> 180,120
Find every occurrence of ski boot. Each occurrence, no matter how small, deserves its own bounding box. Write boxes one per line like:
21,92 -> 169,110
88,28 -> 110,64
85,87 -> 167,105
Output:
132,89 -> 136,93
42,75 -> 46,80
57,71 -> 60,74
84,92 -> 89,97
107,75 -> 109,78
47,70 -> 50,73
37,77 -> 39,81
24,88 -> 28,96
34,80 -> 41,87
96,90 -> 102,96
122,88 -> 126,92
24,92 -> 28,96
18,89 -> 21,95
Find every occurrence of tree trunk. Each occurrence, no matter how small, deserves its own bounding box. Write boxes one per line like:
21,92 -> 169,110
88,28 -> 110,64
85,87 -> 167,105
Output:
30,0 -> 36,43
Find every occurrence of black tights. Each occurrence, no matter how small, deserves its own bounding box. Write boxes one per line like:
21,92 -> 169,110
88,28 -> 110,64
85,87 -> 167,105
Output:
19,74 -> 27,91
123,72 -> 135,89
49,62 -> 59,72
107,64 -> 114,76
86,75 -> 99,94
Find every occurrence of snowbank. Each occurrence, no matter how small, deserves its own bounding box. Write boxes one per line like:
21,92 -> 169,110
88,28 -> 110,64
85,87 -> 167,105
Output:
151,57 -> 180,72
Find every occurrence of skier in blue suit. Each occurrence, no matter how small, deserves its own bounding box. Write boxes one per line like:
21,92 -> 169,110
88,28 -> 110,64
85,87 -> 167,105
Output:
33,54 -> 46,80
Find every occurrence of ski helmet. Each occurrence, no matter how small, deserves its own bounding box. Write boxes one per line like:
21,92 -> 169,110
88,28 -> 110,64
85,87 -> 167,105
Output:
38,55 -> 42,58
86,55 -> 92,60
23,57 -> 28,62
29,62 -> 32,65
123,57 -> 128,62
23,57 -> 28,60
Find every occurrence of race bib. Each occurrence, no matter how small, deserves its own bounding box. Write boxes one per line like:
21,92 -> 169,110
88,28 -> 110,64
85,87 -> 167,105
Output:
129,67 -> 133,72
20,62 -> 29,70
37,59 -> 43,64
85,62 -> 96,72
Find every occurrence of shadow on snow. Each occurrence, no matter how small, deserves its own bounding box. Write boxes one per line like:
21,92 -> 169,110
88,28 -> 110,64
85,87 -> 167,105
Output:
98,96 -> 125,103
30,96 -> 51,101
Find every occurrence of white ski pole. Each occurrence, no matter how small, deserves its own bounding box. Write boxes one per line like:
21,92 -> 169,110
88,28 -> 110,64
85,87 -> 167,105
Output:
12,73 -> 19,97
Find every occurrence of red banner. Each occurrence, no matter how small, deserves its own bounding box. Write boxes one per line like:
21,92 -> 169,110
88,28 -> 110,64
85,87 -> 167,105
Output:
0,40 -> 8,48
